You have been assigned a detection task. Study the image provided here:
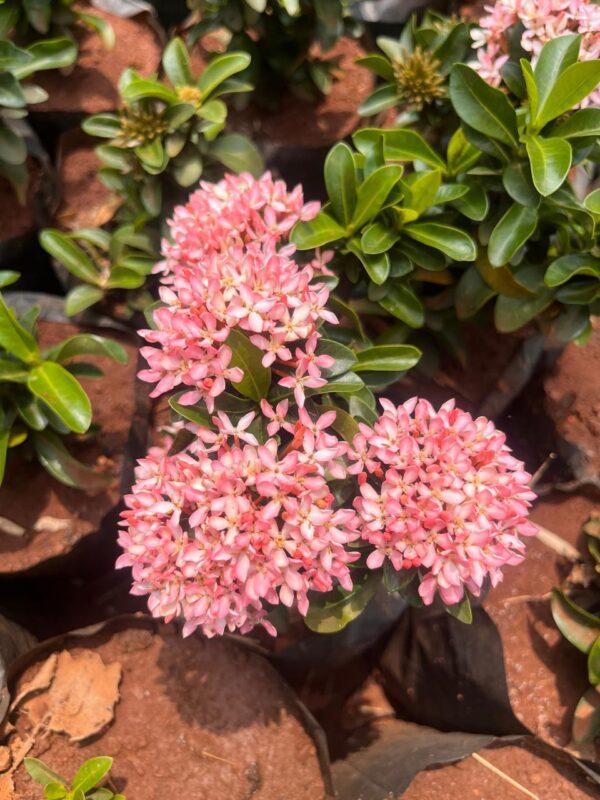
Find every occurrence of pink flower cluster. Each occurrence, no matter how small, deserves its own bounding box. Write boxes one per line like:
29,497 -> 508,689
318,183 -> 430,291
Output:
472,0 -> 600,106
348,398 -> 538,606
117,408 -> 359,637
138,172 -> 336,412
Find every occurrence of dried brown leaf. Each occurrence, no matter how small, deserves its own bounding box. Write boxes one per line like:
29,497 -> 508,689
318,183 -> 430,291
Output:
10,653 -> 58,712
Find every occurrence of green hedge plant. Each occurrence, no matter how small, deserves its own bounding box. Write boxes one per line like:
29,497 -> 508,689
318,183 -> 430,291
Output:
0,36 -> 76,200
82,39 -> 262,222
0,0 -> 114,48
186,0 -> 361,107
0,271 -> 127,489
293,34 -> 600,346
40,224 -> 159,318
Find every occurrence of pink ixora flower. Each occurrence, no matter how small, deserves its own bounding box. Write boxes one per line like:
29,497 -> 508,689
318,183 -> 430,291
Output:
348,398 -> 537,607
117,409 -> 360,638
472,0 -> 600,106
138,173 -> 337,412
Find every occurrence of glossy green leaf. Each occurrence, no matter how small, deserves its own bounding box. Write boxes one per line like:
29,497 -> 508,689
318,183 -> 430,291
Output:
304,572 -> 380,633
308,371 -> 364,396
446,594 -> 473,624
404,222 -> 477,262
352,344 -> 421,373
402,169 -> 441,216
451,181 -> 489,221
351,166 -> 403,230
0,295 -> 38,362
361,222 -> 400,255
198,52 -> 251,97
358,84 -> 398,116
33,430 -> 110,491
169,393 -> 211,427
446,127 -> 482,175
324,404 -> 360,443
291,212 -> 346,249
533,34 -> 581,121
135,138 -> 166,172
28,362 -> 92,434
449,64 -> 519,147
82,113 -> 121,138
73,757 -> 113,793
24,758 -> 68,788
317,339 -> 357,377
347,240 -> 390,285
353,128 -> 445,170
39,230 -> 100,284
494,265 -> 554,331
43,782 -> 67,800
44,334 -> 127,365
0,271 -> 19,289
525,135 -> 572,196
584,188 -> 600,215
226,329 -> 271,402
502,161 -> 539,207
551,108 -> 600,139
551,589 -> 600,653
356,54 -> 395,81
588,637 -> 600,686
378,284 -> 425,328
488,204 -> 538,267
476,258 -> 533,299
13,38 -> 76,79
121,78 -> 179,104
545,254 -> 600,287
537,59 -> 600,128
162,36 -> 193,86
64,286 -> 105,317
455,265 -> 496,319
324,142 -> 356,226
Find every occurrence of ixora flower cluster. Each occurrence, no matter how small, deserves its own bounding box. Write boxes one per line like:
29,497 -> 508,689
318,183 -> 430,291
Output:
473,0 -> 600,104
120,174 -> 538,638
138,172 -> 335,411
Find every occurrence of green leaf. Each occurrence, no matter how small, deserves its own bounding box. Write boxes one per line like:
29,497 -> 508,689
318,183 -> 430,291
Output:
323,404 -> 360,443
584,188 -> 600,215
24,758 -> 68,788
0,295 -> 38,362
317,339 -> 357,377
537,59 -> 600,128
0,271 -> 19,289
551,589 -> 600,653
39,230 -> 101,284
121,78 -> 179,104
13,38 -> 76,79
347,240 -> 390,285
33,430 -> 110,491
476,258 -> 533,299
198,52 -> 251,97
355,128 -> 445,170
209,133 -> 262,177
28,362 -> 92,434
451,181 -> 489,221
450,64 -> 518,147
351,166 -> 403,231
404,222 -> 477,262
525,135 -> 572,196
0,73 -> 26,109
502,161 -> 539,207
378,284 -> 424,328
551,108 -> 600,139
589,637 -> 600,686
402,169 -> 441,216
494,265 -> 554,332
352,344 -> 421,372
324,143 -> 356,226
226,329 -> 271,402
488,204 -> 538,267
446,127 -> 482,175
0,359 -> 28,381
64,286 -> 105,317
358,84 -> 398,116
44,334 -> 127,365
0,126 -> 26,166
78,10 -> 115,49
135,138 -> 166,172
446,594 -> 472,623
307,371 -> 364,396
361,222 -> 400,255
291,212 -> 346,249
304,572 -> 380,633
73,757 -> 113,793
356,54 -> 395,82
162,36 -> 193,86
533,34 -> 581,120
169,393 -> 211,427
455,265 -> 496,319
43,781 -> 67,800
82,113 -> 121,139
0,40 -> 33,71
545,254 -> 600,287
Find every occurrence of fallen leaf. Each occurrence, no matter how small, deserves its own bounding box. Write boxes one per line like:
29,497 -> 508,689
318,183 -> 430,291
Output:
21,651 -> 121,742
10,653 -> 57,712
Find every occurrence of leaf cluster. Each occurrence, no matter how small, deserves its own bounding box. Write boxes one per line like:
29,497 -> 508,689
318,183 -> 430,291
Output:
82,38 -> 263,222
25,756 -> 124,800
0,272 -> 127,489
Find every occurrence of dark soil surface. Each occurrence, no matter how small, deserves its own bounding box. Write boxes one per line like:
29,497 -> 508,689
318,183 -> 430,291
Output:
54,130 -> 119,230
34,6 -> 162,116
0,321 -> 143,574
5,621 -> 327,800
0,161 -> 45,242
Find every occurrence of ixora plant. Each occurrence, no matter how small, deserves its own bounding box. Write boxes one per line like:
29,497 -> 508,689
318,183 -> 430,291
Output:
0,36 -> 75,200
117,172 -> 537,638
25,755 -> 125,800
358,11 -> 473,123
0,271 -> 127,489
186,0 -> 361,105
293,34 -> 600,343
82,39 -> 262,221
40,224 -> 158,317
0,0 -> 113,47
